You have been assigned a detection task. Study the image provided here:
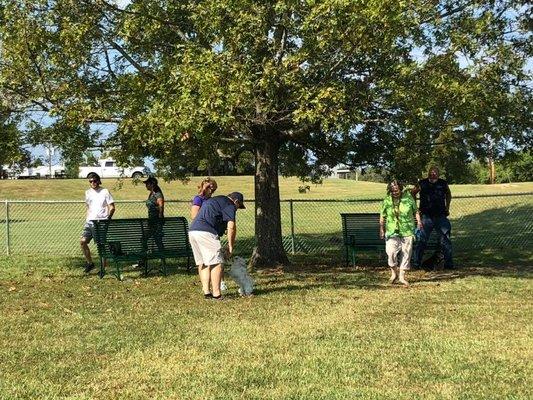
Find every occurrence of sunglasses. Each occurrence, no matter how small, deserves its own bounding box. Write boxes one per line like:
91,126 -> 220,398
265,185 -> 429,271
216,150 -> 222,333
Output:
88,179 -> 98,183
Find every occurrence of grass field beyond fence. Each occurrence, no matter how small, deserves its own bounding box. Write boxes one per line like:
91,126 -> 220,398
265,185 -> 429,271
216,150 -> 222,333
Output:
1,177 -> 532,200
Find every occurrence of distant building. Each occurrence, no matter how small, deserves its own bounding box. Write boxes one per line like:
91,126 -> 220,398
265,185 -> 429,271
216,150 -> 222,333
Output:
329,164 -> 354,179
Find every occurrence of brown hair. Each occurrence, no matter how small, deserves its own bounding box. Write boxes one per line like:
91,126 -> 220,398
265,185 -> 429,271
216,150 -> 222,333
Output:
197,177 -> 218,197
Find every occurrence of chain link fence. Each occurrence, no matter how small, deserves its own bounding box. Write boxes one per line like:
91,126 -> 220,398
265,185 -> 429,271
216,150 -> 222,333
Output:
1,193 -> 532,265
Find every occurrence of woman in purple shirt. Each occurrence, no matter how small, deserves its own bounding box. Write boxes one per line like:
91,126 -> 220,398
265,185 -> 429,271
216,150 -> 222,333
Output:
190,177 -> 223,291
191,177 -> 218,220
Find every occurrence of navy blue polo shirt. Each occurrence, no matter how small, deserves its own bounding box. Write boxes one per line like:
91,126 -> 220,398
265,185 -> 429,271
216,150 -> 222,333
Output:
418,178 -> 449,217
189,195 -> 237,236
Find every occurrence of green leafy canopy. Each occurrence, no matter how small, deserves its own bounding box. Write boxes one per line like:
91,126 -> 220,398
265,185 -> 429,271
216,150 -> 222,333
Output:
1,1 -> 530,175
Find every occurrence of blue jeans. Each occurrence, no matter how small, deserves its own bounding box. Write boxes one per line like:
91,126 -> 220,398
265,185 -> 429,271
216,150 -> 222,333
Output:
414,215 -> 454,268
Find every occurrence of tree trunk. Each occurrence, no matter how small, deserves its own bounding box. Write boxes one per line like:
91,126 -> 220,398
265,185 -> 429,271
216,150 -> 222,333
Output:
250,138 -> 290,268
488,154 -> 496,184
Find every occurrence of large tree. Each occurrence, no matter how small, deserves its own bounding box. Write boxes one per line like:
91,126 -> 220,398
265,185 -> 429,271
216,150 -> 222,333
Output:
0,1 -> 530,266
0,105 -> 25,178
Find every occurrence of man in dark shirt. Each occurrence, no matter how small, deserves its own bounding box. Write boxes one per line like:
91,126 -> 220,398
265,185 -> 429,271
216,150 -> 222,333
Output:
188,192 -> 245,299
411,166 -> 454,269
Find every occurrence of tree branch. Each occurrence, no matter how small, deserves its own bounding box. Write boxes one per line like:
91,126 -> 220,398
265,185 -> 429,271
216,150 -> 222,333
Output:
105,38 -> 154,78
25,43 -> 55,106
273,20 -> 288,65
3,85 -> 51,112
96,0 -> 189,41
103,45 -> 118,81
420,0 -> 477,24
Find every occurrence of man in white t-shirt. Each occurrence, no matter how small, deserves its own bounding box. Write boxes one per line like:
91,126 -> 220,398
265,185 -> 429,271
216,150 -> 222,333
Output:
80,172 -> 115,273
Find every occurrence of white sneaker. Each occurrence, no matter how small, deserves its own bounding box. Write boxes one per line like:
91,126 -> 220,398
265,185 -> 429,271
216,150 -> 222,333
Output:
220,281 -> 228,291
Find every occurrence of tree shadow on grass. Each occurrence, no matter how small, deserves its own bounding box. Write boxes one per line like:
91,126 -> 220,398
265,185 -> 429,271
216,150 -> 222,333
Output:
95,259 -> 193,280
249,262 -> 532,297
251,262 -> 392,295
47,256 -> 193,280
415,265 -> 532,285
451,203 -> 532,268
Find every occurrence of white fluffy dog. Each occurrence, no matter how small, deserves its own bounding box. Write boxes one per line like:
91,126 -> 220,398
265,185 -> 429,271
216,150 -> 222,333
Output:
227,256 -> 254,296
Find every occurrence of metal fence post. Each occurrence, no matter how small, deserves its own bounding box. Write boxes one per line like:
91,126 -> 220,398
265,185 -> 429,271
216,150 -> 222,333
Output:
5,200 -> 10,255
289,200 -> 295,255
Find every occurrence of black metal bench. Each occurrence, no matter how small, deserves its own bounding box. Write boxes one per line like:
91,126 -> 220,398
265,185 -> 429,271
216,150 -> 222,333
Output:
92,217 -> 192,280
340,213 -> 440,266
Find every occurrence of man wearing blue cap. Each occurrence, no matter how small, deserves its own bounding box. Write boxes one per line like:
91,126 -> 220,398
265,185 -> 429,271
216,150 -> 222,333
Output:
188,192 -> 245,300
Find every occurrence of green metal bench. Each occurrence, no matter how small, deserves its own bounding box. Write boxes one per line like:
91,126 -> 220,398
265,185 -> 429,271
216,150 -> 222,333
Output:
341,213 -> 383,266
340,213 -> 440,266
92,217 -> 192,280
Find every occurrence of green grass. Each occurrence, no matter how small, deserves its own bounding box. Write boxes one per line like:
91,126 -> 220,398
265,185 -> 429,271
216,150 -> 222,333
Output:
0,256 -> 531,399
1,176 -> 532,201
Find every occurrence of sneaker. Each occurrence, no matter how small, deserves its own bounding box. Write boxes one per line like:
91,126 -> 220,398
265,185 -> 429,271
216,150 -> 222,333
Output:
84,262 -> 95,273
220,281 -> 228,291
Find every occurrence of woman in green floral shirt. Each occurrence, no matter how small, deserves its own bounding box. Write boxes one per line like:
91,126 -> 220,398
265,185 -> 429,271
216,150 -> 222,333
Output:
379,180 -> 422,286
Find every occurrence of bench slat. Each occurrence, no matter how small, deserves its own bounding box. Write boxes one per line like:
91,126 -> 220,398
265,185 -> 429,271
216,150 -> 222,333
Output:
93,217 -> 192,279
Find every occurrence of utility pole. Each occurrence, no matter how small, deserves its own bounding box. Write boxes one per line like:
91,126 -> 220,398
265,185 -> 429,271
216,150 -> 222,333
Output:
487,135 -> 496,184
45,144 -> 55,178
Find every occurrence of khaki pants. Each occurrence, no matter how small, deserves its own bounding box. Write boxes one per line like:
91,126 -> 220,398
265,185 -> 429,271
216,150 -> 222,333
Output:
386,236 -> 414,271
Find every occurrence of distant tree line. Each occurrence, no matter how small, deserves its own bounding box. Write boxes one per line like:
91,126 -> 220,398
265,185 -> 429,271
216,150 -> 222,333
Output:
354,149 -> 532,184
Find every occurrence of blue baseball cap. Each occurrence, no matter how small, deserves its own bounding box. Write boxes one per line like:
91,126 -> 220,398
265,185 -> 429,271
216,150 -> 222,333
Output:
228,192 -> 246,209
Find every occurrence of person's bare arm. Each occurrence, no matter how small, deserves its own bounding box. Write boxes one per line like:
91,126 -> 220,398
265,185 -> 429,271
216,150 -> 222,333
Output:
415,210 -> 422,228
445,185 -> 452,215
157,197 -> 164,218
227,220 -> 236,255
107,203 -> 115,219
191,205 -> 200,220
410,183 -> 420,198
379,216 -> 385,240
